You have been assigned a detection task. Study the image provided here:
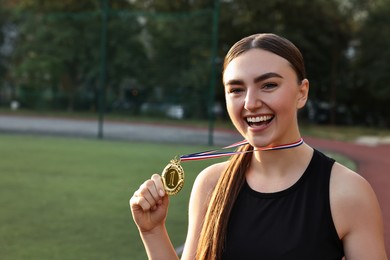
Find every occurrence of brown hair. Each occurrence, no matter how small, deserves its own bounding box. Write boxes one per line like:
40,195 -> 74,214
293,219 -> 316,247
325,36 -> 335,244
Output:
196,33 -> 306,260
223,33 -> 306,83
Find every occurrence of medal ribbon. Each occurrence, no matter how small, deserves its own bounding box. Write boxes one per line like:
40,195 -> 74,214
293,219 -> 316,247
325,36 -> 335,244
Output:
179,138 -> 304,162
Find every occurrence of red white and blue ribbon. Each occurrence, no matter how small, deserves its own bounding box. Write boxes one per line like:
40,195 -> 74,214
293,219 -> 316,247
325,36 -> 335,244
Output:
179,138 -> 304,162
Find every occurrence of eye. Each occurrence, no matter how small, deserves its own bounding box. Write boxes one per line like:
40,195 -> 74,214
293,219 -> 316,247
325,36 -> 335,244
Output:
226,85 -> 244,95
262,82 -> 278,90
227,88 -> 244,95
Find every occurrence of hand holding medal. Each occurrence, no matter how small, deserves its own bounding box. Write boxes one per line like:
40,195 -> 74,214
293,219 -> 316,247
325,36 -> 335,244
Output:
160,138 -> 304,195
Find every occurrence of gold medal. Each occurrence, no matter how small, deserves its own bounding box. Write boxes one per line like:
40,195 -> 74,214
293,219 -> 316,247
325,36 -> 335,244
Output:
161,158 -> 184,195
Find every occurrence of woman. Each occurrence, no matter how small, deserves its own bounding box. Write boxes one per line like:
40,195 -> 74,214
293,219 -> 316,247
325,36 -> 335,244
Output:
130,33 -> 387,259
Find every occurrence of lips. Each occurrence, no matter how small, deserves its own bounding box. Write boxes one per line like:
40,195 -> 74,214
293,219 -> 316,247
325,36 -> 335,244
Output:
246,115 -> 274,127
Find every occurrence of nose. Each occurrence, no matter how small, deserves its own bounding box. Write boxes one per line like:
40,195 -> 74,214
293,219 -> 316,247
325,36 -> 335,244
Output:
244,88 -> 262,111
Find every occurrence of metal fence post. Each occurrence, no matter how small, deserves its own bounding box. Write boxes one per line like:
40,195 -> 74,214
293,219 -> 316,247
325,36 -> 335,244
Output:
208,0 -> 220,146
98,0 -> 109,139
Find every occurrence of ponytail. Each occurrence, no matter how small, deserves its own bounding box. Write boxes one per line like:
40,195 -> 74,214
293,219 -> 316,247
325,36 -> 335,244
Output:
196,144 -> 253,259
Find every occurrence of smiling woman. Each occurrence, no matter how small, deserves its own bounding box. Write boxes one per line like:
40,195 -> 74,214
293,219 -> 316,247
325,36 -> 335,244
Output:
129,33 -> 388,260
222,47 -> 308,149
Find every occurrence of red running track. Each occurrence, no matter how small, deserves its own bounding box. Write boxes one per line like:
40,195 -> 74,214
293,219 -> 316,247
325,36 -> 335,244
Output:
305,137 -> 390,257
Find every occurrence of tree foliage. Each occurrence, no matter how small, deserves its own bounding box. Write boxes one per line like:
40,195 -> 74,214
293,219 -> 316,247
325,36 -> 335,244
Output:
353,0 -> 390,126
0,0 -> 389,126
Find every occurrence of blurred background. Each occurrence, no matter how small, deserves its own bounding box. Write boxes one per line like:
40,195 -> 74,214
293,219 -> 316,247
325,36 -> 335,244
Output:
0,1 -> 389,259
1,0 -> 389,132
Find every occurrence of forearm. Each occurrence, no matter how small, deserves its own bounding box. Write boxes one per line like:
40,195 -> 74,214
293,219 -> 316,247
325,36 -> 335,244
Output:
140,225 -> 179,260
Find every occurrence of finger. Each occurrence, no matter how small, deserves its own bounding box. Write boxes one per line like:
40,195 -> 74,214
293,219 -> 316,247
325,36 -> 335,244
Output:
130,193 -> 153,212
143,179 -> 161,203
129,173 -> 165,212
130,186 -> 155,212
137,180 -> 160,208
151,173 -> 165,197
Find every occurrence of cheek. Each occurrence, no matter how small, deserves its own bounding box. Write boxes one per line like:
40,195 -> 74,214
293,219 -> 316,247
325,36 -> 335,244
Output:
272,88 -> 299,109
225,97 -> 240,116
225,100 -> 235,119
225,99 -> 245,131
271,95 -> 298,119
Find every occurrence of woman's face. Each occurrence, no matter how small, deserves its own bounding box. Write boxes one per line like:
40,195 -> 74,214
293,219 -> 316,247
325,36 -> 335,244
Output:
223,48 -> 309,148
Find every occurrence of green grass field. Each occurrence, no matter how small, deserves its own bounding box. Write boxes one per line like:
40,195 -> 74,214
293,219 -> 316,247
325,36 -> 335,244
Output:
0,134 -> 355,259
0,134 -> 221,259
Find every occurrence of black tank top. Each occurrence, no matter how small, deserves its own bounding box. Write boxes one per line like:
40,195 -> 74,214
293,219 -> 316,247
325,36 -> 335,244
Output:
222,149 -> 344,260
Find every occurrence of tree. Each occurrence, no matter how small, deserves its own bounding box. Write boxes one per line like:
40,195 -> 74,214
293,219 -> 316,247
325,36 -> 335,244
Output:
109,0 -> 215,118
4,0 -> 213,116
354,0 -> 390,126
4,0 -> 387,126
5,0 -> 149,111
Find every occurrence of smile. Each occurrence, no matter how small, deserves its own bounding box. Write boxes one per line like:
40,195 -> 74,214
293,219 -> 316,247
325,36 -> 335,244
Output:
246,115 -> 274,127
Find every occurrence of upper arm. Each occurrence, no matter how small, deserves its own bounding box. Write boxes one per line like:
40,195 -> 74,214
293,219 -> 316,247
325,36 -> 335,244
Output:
330,163 -> 387,260
180,162 -> 228,260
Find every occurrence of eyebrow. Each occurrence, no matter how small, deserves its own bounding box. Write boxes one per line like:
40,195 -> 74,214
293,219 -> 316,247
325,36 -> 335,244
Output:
224,72 -> 283,86
254,72 -> 283,83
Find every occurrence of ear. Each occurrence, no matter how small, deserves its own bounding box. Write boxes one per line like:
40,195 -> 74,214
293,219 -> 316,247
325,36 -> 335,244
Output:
297,79 -> 309,109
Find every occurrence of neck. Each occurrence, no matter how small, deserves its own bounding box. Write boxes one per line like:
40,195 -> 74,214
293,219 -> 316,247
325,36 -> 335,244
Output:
251,143 -> 313,177
254,137 -> 304,151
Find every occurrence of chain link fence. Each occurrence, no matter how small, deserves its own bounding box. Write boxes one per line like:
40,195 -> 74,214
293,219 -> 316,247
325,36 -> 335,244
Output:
0,4 -> 218,122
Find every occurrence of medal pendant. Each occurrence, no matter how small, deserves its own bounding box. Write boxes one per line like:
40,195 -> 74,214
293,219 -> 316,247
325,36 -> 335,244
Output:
161,158 -> 185,195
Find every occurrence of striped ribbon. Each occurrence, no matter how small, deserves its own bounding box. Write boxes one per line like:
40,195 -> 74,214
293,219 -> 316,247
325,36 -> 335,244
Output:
179,138 -> 304,162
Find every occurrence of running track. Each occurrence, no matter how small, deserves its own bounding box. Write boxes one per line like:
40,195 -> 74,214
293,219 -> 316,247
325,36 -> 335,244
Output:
305,137 -> 390,257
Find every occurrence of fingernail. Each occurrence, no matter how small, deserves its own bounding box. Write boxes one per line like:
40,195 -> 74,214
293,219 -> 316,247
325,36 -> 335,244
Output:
159,189 -> 165,197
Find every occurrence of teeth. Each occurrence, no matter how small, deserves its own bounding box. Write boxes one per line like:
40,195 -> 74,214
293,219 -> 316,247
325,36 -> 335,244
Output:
247,115 -> 273,123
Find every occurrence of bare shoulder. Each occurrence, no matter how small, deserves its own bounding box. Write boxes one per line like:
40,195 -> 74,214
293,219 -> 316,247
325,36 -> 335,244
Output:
192,161 -> 229,196
330,162 -> 380,234
188,160 -> 229,220
181,161 -> 229,259
330,162 -> 387,259
330,162 -> 375,205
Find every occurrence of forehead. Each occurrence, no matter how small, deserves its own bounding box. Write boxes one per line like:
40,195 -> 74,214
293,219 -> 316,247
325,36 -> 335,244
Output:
223,49 -> 293,83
